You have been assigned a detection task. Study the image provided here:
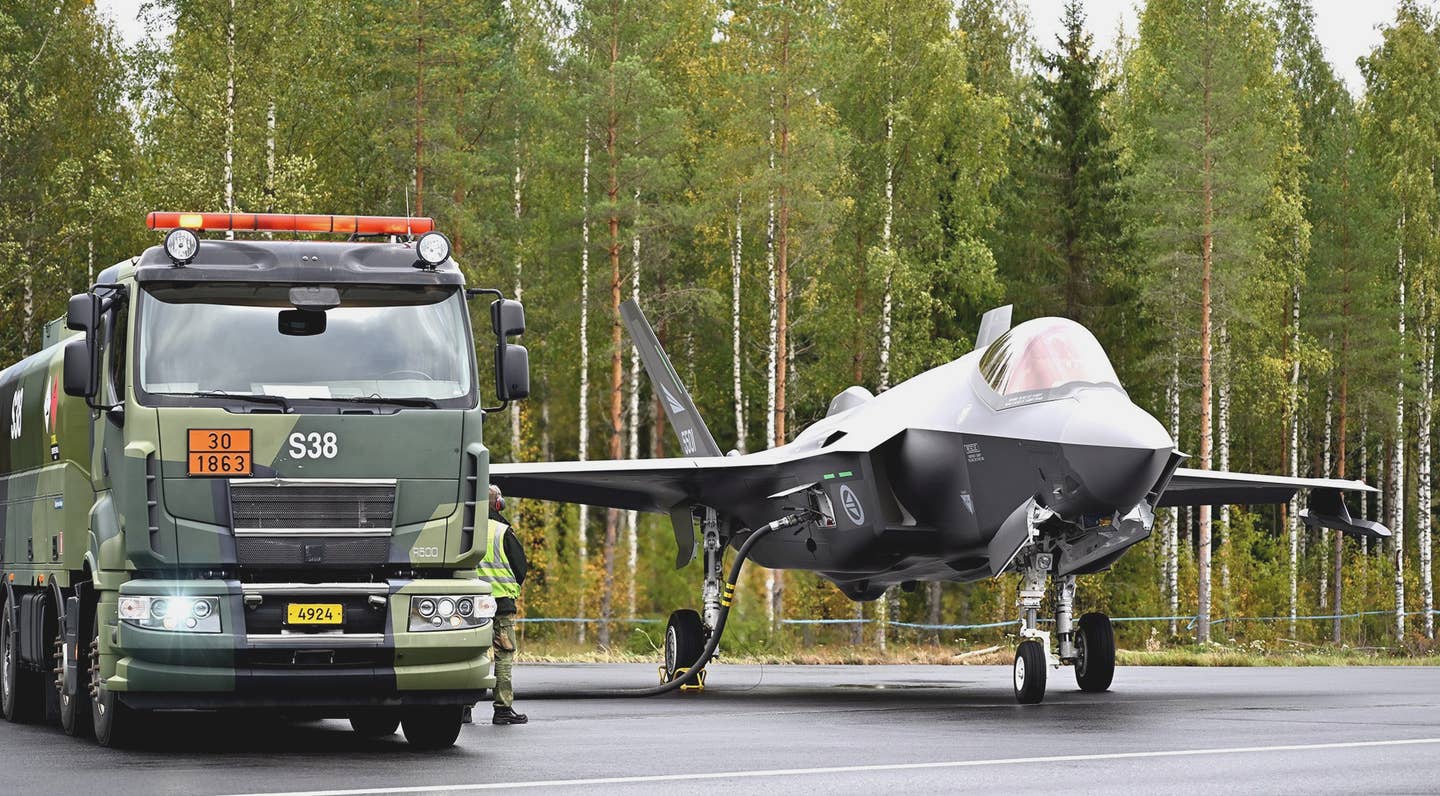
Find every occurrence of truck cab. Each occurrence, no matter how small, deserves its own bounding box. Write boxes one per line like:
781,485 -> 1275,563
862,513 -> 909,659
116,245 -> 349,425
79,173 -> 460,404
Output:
0,212 -> 528,748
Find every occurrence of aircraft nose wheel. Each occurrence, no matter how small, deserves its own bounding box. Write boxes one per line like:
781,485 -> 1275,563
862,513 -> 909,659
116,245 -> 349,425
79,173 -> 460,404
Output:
1013,639 -> 1047,704
1074,612 -> 1115,692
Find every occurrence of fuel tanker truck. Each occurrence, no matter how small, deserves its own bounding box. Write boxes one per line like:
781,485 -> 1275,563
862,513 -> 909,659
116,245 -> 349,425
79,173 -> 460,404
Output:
0,211 -> 529,748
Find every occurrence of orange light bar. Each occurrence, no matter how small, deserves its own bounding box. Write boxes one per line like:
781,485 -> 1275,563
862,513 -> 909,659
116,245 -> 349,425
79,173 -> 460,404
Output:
146,211 -> 435,236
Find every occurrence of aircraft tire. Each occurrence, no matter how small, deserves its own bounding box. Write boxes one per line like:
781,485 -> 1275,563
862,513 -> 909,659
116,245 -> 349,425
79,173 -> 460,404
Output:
1013,639 -> 1047,704
1074,612 -> 1115,692
664,609 -> 706,680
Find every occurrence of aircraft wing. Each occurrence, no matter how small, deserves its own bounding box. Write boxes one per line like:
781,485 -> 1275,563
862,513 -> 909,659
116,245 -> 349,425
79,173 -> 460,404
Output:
489,457 -> 745,515
1158,468 -> 1389,539
490,456 -> 771,568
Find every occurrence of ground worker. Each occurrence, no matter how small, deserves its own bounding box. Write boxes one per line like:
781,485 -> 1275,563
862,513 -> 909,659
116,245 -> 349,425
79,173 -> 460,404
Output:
478,483 -> 529,725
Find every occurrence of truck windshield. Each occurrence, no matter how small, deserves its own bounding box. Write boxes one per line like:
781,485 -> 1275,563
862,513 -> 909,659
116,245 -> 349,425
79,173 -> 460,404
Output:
137,283 -> 474,407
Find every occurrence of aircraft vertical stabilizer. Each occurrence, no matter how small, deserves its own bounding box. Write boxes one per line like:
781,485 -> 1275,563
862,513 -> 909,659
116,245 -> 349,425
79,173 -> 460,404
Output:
975,305 -> 1013,348
620,300 -> 723,457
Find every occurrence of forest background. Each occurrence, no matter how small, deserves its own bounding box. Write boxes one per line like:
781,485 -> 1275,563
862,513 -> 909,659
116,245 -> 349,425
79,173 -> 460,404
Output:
3,0 -> 1440,657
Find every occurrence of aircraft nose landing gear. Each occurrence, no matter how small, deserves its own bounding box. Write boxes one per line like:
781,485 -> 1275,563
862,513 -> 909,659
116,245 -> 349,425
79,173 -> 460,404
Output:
1011,553 -> 1115,704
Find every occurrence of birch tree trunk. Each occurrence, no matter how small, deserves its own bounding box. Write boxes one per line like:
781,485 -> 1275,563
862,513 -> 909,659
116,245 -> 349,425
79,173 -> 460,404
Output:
876,98 -> 896,651
1287,282 -> 1300,640
1195,86 -> 1215,642
1392,222 -> 1407,641
626,187 -> 641,618
1320,378 -> 1333,608
577,128 -> 592,644
1218,322 -> 1230,616
732,193 -> 746,454
265,102 -> 276,215
765,116 -> 779,630
512,154 -> 525,457
1420,318 -> 1434,639
1167,348 -> 1180,635
1335,328 -> 1350,644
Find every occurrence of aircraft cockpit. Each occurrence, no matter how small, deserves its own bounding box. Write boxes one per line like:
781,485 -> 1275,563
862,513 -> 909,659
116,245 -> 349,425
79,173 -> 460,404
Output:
977,317 -> 1123,407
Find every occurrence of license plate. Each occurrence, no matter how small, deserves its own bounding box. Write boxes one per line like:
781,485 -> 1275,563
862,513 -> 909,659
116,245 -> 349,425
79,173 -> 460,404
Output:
187,429 -> 253,477
286,603 -> 343,625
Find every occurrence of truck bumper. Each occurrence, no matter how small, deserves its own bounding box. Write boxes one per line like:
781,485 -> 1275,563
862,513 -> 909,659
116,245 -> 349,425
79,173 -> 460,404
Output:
101,578 -> 495,711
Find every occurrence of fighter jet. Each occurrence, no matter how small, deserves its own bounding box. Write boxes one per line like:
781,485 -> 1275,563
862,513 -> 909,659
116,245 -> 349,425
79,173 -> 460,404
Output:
491,303 -> 1387,704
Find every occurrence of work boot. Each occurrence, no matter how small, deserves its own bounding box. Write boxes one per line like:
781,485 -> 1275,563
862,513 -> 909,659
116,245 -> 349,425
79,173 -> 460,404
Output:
461,705 -> 473,724
492,706 -> 528,725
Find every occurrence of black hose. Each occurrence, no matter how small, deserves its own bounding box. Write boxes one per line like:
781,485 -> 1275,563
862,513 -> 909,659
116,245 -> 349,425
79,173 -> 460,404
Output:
523,511 -> 808,699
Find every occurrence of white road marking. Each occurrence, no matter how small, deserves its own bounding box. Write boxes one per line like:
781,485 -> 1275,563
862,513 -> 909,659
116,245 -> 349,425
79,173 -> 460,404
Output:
219,736 -> 1440,796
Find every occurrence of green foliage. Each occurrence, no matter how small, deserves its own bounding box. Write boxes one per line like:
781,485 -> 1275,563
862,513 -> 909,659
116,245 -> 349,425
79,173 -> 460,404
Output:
3,0 -> 1437,653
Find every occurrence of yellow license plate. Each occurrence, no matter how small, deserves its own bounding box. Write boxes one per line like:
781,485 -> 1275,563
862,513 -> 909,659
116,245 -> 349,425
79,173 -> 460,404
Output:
286,603 -> 343,625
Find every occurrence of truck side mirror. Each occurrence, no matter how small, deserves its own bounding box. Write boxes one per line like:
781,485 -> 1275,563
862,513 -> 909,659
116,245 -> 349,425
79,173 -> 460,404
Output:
495,344 -> 530,401
490,299 -> 525,338
62,338 -> 95,398
67,294 -> 95,332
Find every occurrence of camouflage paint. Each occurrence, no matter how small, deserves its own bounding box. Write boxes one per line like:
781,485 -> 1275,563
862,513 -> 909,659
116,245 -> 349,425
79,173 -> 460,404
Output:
0,240 -> 500,714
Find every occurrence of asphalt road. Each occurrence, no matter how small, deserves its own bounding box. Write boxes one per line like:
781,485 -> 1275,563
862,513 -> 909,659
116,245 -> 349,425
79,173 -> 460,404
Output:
2,663 -> 1438,794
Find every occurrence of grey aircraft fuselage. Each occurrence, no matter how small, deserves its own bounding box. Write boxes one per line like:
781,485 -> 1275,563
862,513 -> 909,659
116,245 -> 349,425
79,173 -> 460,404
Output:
490,304 -> 1382,600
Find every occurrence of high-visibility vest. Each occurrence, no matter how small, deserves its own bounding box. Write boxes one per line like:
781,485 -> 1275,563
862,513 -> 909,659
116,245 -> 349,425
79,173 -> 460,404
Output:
477,519 -> 520,599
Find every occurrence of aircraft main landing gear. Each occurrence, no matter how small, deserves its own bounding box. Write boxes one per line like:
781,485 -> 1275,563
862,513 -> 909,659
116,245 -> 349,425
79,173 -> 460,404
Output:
1011,553 -> 1115,704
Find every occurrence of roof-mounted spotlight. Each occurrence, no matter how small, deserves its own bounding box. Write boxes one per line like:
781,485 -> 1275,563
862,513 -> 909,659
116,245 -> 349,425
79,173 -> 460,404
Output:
164,227 -> 200,267
414,231 -> 451,270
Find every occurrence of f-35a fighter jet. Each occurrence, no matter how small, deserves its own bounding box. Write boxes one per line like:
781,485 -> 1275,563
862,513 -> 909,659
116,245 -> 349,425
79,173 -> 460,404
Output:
491,303 -> 1387,704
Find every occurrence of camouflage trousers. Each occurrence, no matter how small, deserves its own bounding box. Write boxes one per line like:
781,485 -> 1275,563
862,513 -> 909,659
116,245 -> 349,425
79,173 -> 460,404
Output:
492,614 -> 517,708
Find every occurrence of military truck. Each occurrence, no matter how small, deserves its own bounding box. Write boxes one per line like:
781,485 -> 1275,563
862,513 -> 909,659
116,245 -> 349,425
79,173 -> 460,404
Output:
0,211 -> 529,748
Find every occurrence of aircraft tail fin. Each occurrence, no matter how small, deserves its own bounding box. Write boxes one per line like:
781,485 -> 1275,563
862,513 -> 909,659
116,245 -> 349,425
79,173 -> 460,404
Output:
976,305 -> 1013,348
620,300 -> 723,457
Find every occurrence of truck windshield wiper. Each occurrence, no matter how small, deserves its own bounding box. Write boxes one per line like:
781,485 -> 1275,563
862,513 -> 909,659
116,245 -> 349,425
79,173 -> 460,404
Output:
324,395 -> 439,408
165,390 -> 292,413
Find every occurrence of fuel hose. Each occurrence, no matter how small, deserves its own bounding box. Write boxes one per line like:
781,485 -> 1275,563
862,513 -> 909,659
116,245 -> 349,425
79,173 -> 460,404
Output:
523,510 -> 810,699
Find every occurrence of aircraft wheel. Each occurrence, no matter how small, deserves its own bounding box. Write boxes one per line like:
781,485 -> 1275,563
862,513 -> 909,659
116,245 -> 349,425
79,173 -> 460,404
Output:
350,711 -> 401,737
401,705 -> 464,749
1013,640 -> 1047,705
1074,612 -> 1115,692
664,609 -> 706,680
1,605 -> 43,723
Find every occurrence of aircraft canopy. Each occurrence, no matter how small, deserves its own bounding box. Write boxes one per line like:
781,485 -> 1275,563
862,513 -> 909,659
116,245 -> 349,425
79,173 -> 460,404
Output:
978,317 -> 1120,398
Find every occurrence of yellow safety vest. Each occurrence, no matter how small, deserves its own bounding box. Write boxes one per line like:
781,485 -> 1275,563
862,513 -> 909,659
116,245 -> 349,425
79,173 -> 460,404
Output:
477,519 -> 520,599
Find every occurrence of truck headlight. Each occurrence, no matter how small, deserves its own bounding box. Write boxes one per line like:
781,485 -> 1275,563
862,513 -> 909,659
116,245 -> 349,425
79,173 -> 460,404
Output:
118,596 -> 222,633
408,594 -> 491,632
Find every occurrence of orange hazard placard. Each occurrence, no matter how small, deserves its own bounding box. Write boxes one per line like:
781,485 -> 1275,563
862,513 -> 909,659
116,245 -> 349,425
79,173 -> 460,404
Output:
187,429 -> 253,477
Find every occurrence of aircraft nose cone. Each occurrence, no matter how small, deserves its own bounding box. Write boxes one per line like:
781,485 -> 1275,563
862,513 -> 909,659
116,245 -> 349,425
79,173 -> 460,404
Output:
1056,391 -> 1174,513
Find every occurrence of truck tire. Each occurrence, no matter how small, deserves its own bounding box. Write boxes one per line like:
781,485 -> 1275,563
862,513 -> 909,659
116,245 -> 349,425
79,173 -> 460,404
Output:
90,618 -> 136,748
59,600 -> 92,737
401,705 -> 464,749
350,711 -> 401,737
1,606 -> 43,723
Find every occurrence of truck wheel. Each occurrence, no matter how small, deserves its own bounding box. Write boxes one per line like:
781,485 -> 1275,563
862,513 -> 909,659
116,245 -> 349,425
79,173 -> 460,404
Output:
90,619 -> 135,748
1,606 -> 43,723
350,711 -> 401,737
59,594 -> 93,737
401,705 -> 464,750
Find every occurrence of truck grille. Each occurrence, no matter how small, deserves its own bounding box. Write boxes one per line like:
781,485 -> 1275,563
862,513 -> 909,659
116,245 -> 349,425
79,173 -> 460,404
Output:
231,480 -> 396,531
231,480 -> 395,568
